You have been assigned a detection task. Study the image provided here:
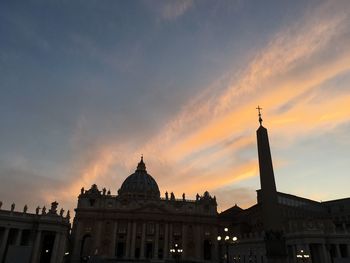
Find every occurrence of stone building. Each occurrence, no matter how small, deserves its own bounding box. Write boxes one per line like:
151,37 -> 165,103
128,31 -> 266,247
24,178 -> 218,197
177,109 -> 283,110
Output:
219,110 -> 350,263
0,201 -> 70,263
71,157 -> 219,262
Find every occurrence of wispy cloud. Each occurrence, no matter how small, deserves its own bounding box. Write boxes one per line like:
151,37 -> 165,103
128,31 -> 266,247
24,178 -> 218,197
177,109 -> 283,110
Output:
156,0 -> 194,21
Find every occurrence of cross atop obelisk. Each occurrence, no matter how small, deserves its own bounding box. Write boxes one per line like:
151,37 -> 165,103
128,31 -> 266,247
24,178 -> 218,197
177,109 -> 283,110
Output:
256,105 -> 263,126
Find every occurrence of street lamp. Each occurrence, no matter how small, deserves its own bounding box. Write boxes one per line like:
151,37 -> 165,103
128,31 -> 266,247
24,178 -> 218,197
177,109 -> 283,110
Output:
217,227 -> 238,263
296,249 -> 310,262
170,243 -> 183,263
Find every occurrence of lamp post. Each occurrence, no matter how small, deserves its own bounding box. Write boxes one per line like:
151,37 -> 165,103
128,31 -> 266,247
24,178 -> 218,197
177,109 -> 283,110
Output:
217,227 -> 238,263
170,243 -> 183,263
296,249 -> 310,262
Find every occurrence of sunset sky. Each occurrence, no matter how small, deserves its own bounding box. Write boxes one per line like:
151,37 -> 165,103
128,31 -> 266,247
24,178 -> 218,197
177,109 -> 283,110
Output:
1,0 -> 350,214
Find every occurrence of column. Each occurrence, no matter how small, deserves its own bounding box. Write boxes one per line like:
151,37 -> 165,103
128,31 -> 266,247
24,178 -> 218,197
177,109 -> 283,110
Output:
140,222 -> 146,259
335,244 -> 341,258
50,232 -> 61,263
71,222 -> 83,259
169,223 -> 173,248
125,222 -> 132,258
164,223 -> 169,259
111,221 -> 118,257
130,222 -> 136,259
304,243 -> 311,258
15,229 -> 23,246
195,225 -> 201,260
0,228 -> 10,261
154,223 -> 159,259
169,223 -> 174,260
321,244 -> 330,263
291,244 -> 297,263
94,221 -> 103,255
57,232 -> 68,263
31,230 -> 42,263
213,226 -> 218,261
182,224 -> 186,258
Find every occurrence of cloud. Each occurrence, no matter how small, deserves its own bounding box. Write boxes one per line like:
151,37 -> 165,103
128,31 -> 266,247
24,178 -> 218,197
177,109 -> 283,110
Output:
0,163 -> 65,213
149,0 -> 194,21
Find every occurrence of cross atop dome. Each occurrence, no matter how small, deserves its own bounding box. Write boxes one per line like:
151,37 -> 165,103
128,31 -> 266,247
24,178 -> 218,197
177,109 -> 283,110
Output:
137,154 -> 146,171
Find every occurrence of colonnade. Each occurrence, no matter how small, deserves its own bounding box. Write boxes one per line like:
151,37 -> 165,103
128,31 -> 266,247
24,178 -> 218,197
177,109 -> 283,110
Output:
0,226 -> 67,263
227,239 -> 350,263
288,242 -> 350,263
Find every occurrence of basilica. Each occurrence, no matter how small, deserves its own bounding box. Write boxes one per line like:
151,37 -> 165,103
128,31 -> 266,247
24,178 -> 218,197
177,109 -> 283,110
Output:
71,157 -> 219,262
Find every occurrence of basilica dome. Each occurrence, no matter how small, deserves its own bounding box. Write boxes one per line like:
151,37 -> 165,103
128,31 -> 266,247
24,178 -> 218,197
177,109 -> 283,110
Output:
118,157 -> 160,199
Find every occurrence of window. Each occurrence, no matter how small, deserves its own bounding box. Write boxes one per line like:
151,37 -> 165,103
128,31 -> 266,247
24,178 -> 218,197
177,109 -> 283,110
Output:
147,223 -> 155,235
118,222 -> 127,234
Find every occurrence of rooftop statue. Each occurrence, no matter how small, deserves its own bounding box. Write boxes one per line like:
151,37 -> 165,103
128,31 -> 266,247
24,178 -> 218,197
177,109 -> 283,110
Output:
49,201 -> 58,214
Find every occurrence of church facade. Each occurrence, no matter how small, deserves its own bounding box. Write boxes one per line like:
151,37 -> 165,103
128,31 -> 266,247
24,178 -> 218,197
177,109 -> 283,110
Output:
71,158 -> 219,262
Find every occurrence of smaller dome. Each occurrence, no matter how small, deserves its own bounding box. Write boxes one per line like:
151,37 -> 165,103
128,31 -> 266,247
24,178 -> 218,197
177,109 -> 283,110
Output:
118,157 -> 160,200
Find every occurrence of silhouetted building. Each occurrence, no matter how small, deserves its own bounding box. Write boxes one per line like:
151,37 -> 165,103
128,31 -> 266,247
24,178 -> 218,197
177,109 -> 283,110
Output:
0,201 -> 70,263
70,157 -> 219,263
220,110 -> 350,263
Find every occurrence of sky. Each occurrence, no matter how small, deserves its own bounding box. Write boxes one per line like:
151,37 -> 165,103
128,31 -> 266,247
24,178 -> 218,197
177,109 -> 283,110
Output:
1,0 -> 350,215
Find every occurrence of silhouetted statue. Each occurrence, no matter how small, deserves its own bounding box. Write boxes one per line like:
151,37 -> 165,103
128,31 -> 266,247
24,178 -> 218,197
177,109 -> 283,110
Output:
23,205 -> 28,213
103,188 -> 106,195
107,189 -> 111,195
36,206 -> 40,215
0,201 -> 2,209
81,187 -> 84,195
11,203 -> 15,212
60,208 -> 64,216
165,191 -> 169,200
170,192 -> 175,200
50,201 -> 58,214
196,193 -> 200,201
42,206 -> 46,215
182,193 -> 185,201
66,210 -> 70,220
